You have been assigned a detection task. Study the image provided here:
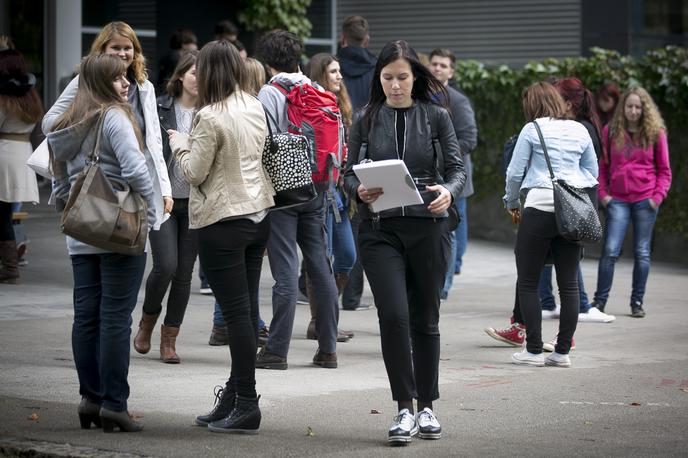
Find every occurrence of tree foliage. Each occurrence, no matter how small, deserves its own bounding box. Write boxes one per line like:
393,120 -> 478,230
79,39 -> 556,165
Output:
454,46 -> 688,239
238,0 -> 313,41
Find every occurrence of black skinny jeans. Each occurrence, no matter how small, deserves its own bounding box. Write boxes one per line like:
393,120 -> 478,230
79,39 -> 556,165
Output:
142,199 -> 198,326
0,201 -> 14,241
516,208 -> 580,354
358,217 -> 450,402
197,216 -> 270,399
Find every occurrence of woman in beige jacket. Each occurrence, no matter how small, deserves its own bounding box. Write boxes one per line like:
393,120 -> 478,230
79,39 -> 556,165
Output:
168,40 -> 274,435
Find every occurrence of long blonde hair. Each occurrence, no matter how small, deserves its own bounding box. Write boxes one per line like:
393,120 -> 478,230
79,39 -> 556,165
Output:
243,57 -> 266,96
52,54 -> 143,148
609,86 -> 665,151
89,21 -> 147,84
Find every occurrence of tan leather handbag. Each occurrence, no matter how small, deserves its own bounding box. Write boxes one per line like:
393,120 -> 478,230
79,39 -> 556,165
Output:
60,110 -> 148,255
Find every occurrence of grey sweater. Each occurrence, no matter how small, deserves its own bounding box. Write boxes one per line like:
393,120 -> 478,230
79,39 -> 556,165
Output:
47,108 -> 156,255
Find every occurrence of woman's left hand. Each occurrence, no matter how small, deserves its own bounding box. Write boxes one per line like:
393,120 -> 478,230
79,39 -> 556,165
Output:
163,196 -> 174,214
426,184 -> 452,215
167,129 -> 178,141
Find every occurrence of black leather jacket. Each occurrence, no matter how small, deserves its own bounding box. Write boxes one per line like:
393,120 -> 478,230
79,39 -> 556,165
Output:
156,93 -> 177,167
343,101 -> 466,220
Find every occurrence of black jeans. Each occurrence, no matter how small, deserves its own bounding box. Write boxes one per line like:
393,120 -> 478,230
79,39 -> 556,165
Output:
0,201 -> 14,241
358,217 -> 450,402
71,252 -> 147,412
516,208 -> 580,354
142,199 -> 198,326
198,216 -> 270,398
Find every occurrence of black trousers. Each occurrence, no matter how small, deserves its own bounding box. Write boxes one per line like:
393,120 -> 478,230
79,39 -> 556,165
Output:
143,199 -> 199,326
358,217 -> 450,402
516,208 -> 580,354
197,216 -> 270,398
0,201 -> 14,241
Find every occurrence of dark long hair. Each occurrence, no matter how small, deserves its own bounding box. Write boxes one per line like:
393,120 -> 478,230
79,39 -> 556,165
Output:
196,40 -> 246,109
554,77 -> 602,143
363,40 -> 447,128
165,50 -> 197,98
307,53 -> 353,127
0,49 -> 43,123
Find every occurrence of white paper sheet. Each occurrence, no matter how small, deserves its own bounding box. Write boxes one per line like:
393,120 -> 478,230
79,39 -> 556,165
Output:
352,159 -> 424,212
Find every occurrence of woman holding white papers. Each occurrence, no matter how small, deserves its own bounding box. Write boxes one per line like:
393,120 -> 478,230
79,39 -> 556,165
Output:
343,40 -> 465,445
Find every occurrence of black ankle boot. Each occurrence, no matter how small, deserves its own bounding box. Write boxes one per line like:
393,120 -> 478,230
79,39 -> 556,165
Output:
78,397 -> 101,429
207,395 -> 261,434
99,407 -> 143,433
195,385 -> 236,426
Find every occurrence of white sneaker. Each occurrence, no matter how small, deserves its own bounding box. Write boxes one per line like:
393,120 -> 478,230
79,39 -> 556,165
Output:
416,407 -> 441,440
511,350 -> 545,367
545,352 -> 571,367
578,307 -> 616,323
388,408 -> 418,445
543,336 -> 576,352
541,304 -> 561,319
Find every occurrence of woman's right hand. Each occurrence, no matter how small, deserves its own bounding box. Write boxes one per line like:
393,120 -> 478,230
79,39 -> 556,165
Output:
357,184 -> 383,205
508,208 -> 520,225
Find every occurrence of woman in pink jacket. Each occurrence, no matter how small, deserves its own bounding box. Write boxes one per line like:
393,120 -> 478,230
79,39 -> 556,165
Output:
592,87 -> 672,318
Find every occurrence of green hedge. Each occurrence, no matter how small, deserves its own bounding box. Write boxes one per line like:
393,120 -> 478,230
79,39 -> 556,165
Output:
454,46 -> 688,240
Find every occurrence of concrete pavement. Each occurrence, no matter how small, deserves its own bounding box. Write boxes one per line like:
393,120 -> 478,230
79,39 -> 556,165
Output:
1,199 -> 687,457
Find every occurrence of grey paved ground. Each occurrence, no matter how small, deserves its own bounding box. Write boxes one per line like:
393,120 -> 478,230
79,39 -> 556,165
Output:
1,199 -> 687,457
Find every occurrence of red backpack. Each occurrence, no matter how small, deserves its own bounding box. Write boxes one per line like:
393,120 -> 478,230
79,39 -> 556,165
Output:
272,81 -> 345,186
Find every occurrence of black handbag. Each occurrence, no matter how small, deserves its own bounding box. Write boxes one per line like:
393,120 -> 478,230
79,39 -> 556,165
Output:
532,121 -> 602,243
60,110 -> 148,255
261,111 -> 318,209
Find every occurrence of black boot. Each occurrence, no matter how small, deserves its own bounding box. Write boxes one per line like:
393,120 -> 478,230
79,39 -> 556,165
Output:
195,384 -> 236,426
207,395 -> 261,434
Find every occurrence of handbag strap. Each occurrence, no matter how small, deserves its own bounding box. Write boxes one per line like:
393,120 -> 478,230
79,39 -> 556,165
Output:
532,120 -> 555,181
87,109 -> 110,165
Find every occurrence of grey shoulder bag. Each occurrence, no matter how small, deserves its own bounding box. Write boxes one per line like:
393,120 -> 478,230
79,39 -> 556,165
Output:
60,109 -> 148,255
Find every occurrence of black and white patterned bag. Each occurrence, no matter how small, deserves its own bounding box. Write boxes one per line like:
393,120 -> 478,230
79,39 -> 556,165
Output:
262,111 -> 317,209
532,121 -> 602,243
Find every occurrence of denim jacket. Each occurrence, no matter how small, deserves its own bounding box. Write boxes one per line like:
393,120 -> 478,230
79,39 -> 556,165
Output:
503,117 -> 598,209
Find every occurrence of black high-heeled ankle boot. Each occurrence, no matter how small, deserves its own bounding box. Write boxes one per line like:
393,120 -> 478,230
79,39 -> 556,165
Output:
100,407 -> 143,433
207,395 -> 261,434
78,398 -> 102,429
195,384 -> 236,426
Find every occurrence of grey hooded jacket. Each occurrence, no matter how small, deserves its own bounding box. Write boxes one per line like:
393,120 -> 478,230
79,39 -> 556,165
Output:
47,108 -> 156,255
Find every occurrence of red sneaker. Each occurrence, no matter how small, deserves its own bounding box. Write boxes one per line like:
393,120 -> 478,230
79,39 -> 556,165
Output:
484,321 -> 525,347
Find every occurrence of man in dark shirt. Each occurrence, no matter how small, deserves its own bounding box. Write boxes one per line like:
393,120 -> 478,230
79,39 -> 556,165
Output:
336,16 -> 377,310
336,16 -> 377,110
429,48 -> 478,299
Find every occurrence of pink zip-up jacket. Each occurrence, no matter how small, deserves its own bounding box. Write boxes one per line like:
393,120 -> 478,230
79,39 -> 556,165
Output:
598,125 -> 672,205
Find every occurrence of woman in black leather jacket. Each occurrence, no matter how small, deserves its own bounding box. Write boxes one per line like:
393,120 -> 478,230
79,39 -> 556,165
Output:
343,40 -> 465,445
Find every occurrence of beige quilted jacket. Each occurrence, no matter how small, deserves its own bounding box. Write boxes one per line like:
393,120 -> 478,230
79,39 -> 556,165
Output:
170,90 -> 275,229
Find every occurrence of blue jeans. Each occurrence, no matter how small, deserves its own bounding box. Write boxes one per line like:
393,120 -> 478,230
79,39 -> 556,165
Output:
71,253 -> 146,412
594,199 -> 658,307
214,300 -> 265,329
538,264 -> 591,313
325,188 -> 356,275
442,197 -> 467,298
265,195 -> 338,357
453,197 -> 468,274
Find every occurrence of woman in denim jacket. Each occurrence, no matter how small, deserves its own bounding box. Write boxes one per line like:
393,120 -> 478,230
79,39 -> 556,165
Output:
592,87 -> 671,318
504,82 -> 598,369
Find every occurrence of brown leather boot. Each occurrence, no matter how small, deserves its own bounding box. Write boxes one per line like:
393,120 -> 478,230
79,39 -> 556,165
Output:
160,324 -> 180,364
305,273 -> 352,342
334,272 -> 349,297
0,240 -> 19,284
133,312 -> 159,354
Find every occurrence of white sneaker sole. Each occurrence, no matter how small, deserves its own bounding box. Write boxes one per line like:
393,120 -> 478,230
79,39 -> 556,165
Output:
388,427 -> 418,444
418,431 -> 442,440
511,354 -> 545,367
484,328 -> 523,347
545,358 -> 571,368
